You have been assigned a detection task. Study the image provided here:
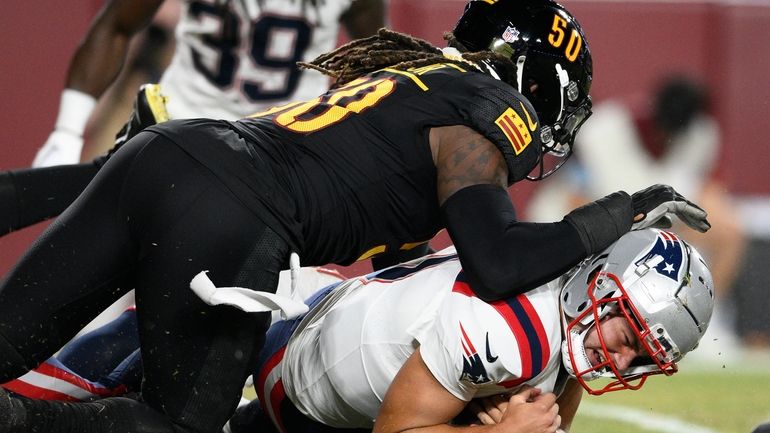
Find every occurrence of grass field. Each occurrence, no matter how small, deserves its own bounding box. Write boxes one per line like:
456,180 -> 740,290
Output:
571,350 -> 770,433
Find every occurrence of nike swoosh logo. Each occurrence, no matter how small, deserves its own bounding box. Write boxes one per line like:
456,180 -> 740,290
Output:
485,332 -> 498,363
519,101 -> 538,131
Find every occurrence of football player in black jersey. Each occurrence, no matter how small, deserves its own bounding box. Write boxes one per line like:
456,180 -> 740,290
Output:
0,1 -> 710,432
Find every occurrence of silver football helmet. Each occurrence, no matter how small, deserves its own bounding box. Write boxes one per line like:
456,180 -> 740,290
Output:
559,228 -> 714,395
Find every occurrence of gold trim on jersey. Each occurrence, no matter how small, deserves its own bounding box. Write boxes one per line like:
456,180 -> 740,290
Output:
519,101 -> 538,131
382,68 -> 429,91
383,62 -> 472,91
357,245 -> 388,261
399,241 -> 428,251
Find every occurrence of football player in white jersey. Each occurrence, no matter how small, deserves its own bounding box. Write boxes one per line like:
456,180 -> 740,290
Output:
33,0 -> 384,167
229,228 -> 714,433
0,228 -> 713,433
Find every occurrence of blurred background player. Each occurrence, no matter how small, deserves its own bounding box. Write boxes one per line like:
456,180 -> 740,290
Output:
32,0 -> 385,167
527,73 -> 746,355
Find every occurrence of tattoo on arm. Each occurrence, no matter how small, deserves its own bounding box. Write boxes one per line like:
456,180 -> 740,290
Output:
435,126 -> 509,205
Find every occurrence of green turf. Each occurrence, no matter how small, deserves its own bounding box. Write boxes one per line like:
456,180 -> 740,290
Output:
571,354 -> 770,433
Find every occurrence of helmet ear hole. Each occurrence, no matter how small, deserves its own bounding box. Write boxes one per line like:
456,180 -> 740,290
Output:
577,301 -> 588,312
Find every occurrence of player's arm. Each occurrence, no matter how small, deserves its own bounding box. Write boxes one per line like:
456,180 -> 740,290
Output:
34,0 -> 163,167
432,125 -> 606,302
66,0 -> 163,97
373,348 -> 559,433
340,0 -> 385,39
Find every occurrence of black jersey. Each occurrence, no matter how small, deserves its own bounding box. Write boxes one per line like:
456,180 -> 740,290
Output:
163,63 -> 542,266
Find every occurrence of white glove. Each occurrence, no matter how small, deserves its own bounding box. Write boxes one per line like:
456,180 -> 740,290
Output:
32,89 -> 96,167
33,129 -> 85,167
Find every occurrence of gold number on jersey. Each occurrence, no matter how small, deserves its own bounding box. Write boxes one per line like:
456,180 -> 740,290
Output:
547,14 -> 582,62
257,77 -> 396,133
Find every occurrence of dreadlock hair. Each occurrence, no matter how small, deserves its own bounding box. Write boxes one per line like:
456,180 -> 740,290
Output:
299,28 -> 519,88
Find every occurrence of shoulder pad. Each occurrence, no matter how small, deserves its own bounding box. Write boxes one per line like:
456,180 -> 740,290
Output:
459,79 -> 541,184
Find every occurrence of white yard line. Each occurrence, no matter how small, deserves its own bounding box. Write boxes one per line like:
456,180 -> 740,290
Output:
579,402 -> 724,433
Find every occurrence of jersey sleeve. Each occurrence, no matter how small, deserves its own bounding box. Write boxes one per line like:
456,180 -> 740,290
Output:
456,76 -> 542,185
417,276 -> 563,401
416,287 -> 526,401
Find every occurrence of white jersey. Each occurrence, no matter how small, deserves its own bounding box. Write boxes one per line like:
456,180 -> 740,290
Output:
280,247 -> 564,428
159,0 -> 354,119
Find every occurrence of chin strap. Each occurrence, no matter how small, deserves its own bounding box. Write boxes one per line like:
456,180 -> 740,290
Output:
516,55 -> 526,93
561,322 -> 603,382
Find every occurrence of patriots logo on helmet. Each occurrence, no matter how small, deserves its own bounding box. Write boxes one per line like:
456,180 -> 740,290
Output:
459,322 -> 491,384
634,231 -> 684,281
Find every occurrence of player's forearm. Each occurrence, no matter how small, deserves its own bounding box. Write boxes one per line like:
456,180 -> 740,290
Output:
442,184 -> 587,302
65,29 -> 133,98
65,0 -> 163,97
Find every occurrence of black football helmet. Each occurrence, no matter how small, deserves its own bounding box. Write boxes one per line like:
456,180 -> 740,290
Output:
452,0 -> 593,180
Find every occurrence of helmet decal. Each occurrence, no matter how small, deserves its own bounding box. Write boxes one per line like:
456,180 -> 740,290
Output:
634,230 -> 684,281
502,26 -> 520,43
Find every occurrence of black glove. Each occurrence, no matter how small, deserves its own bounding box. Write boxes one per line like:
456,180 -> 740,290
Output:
631,184 -> 710,232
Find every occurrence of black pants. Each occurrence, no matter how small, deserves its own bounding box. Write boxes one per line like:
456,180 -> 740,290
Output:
0,129 -> 289,433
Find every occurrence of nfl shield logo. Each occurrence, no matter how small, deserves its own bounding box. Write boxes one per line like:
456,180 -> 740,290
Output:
502,26 -> 520,42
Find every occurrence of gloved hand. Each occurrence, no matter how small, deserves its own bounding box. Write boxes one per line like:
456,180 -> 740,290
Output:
32,129 -> 84,167
631,184 -> 710,232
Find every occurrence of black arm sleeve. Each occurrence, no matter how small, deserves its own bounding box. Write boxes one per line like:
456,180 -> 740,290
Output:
441,184 -> 587,302
0,163 -> 99,235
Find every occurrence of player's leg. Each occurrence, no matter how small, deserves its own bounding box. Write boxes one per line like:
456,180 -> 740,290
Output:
0,132 -> 180,431
2,308 -> 141,401
55,308 -> 140,385
0,163 -> 99,236
101,126 -> 290,432
0,132 -> 154,382
0,84 -> 169,238
0,127 -> 287,432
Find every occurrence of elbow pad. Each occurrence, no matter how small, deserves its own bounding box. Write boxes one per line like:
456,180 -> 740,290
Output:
563,191 -> 633,255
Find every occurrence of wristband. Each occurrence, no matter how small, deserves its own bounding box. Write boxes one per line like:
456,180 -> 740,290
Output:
53,89 -> 97,136
564,191 -> 633,255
